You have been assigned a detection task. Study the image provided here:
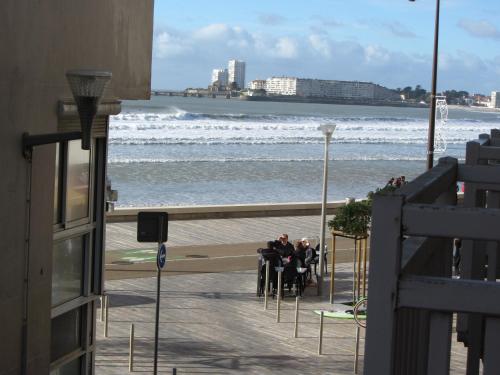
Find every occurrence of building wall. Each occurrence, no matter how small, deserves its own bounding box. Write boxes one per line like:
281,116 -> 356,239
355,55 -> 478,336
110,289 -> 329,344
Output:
491,92 -> 500,108
249,80 -> 267,90
263,77 -> 396,99
0,1 -> 153,374
211,69 -> 228,86
228,60 -> 246,89
266,77 -> 297,95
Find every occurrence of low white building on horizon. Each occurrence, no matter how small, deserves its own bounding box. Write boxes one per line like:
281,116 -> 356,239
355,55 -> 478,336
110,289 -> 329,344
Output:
263,77 -> 397,100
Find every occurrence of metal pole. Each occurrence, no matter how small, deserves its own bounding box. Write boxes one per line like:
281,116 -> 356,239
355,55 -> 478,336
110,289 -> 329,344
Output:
362,237 -> 368,298
427,0 -> 441,170
318,134 -> 330,295
100,294 -> 105,322
352,239 -> 358,303
256,256 -> 262,296
329,234 -> 336,304
318,311 -> 324,355
294,296 -> 300,338
129,324 -> 135,372
264,260 -> 270,310
154,266 -> 161,374
356,238 -> 362,300
154,216 -> 163,375
276,270 -> 282,322
104,295 -> 109,338
354,326 -> 361,373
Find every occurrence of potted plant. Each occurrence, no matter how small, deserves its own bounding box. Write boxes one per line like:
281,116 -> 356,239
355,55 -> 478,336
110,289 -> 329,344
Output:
328,200 -> 371,236
328,176 -> 407,236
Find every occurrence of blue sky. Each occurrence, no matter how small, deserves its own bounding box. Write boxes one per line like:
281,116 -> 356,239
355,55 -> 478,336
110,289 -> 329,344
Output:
152,0 -> 500,93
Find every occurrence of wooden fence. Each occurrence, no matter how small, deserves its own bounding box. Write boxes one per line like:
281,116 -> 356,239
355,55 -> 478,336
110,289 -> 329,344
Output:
364,130 -> 500,374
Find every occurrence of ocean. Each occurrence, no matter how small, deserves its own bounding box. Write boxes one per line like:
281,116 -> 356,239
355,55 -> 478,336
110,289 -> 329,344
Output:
108,96 -> 500,207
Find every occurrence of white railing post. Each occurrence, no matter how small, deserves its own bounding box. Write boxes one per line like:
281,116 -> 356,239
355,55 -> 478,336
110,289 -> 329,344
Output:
104,295 -> 109,338
318,311 -> 324,355
276,270 -> 282,322
264,260 -> 270,310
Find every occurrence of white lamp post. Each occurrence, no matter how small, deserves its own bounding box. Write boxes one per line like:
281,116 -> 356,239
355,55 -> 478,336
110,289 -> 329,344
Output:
317,124 -> 336,296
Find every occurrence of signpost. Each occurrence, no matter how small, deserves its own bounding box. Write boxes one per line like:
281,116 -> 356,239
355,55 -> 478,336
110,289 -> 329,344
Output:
154,243 -> 167,374
137,212 -> 168,375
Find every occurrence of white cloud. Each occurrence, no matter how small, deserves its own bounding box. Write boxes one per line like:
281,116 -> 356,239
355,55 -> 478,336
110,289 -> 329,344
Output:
274,37 -> 299,59
152,23 -> 500,94
383,21 -> 417,38
309,34 -> 332,58
154,31 -> 190,58
458,19 -> 500,40
364,45 -> 390,64
192,24 -> 230,41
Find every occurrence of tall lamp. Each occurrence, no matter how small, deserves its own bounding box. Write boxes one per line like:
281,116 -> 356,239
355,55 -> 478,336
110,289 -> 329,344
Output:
317,124 -> 336,296
409,0 -> 441,170
22,69 -> 112,158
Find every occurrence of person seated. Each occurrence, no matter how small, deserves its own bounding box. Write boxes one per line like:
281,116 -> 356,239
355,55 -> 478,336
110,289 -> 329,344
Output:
294,241 -> 307,266
275,233 -> 294,258
302,239 -> 317,266
258,241 -> 281,261
257,241 -> 282,296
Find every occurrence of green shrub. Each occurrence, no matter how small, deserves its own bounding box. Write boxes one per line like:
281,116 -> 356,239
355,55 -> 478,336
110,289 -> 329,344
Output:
329,178 -> 403,236
328,200 -> 372,236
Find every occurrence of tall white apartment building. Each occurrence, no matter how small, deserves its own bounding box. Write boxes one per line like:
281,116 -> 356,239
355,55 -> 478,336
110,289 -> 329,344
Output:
491,91 -> 500,108
211,68 -> 228,86
228,59 -> 246,89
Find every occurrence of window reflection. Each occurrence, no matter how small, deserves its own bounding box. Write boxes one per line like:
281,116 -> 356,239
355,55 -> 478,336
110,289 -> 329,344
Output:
52,236 -> 84,306
66,140 -> 90,222
50,357 -> 81,375
51,308 -> 82,362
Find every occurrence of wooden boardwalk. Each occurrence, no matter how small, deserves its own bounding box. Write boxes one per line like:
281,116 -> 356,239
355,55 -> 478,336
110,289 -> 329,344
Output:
106,215 -> 331,250
105,216 -> 359,280
95,265 -> 469,374
101,216 -> 468,373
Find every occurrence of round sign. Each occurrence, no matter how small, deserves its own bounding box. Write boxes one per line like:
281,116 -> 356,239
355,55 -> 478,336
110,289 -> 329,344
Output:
157,244 -> 167,270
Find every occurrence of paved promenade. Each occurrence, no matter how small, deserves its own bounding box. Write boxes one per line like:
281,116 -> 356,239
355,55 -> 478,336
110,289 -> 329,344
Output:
105,215 -> 359,279
96,265 -> 468,374
100,216 -> 468,373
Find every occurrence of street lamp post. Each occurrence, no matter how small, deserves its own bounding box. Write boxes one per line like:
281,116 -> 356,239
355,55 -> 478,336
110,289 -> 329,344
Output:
410,0 -> 441,170
317,124 -> 336,296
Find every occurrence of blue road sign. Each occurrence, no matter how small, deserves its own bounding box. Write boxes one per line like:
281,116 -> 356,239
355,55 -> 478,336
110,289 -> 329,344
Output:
157,244 -> 167,270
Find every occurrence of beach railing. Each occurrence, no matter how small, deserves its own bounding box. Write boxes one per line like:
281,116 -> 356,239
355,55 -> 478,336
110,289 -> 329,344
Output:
364,130 -> 500,374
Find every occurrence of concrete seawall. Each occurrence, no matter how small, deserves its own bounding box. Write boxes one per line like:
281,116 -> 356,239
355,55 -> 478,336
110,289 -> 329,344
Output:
107,200 -> 349,222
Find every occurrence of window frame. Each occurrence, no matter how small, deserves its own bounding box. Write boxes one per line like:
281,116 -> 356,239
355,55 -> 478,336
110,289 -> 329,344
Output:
51,117 -> 109,374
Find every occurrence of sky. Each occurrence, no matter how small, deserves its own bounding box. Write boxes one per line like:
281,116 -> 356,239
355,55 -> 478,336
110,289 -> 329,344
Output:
152,0 -> 500,94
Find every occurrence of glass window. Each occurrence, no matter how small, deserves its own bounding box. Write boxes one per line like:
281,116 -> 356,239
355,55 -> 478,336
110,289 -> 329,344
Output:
51,308 -> 82,362
52,236 -> 84,306
66,140 -> 90,222
50,356 -> 81,375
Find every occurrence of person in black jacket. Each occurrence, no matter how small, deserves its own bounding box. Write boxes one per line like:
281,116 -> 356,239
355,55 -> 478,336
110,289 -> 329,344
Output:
275,233 -> 294,258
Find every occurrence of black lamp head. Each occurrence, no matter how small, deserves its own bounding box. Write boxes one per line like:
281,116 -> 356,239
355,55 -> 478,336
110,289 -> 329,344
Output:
66,70 -> 112,150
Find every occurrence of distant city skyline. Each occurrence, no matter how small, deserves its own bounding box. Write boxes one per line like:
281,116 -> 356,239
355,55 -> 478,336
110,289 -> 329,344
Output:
152,0 -> 500,93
